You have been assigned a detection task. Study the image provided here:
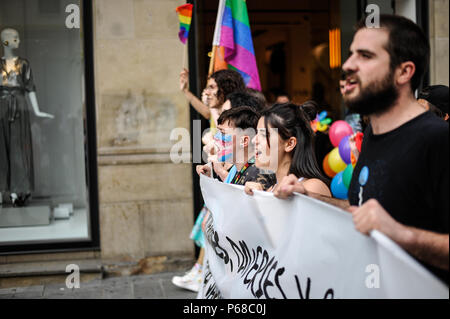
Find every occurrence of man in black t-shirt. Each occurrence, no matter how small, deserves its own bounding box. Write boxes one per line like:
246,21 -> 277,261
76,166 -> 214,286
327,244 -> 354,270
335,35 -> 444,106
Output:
347,112 -> 448,282
275,15 -> 449,284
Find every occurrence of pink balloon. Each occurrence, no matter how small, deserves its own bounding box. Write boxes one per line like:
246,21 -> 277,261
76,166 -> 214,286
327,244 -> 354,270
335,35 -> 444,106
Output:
329,120 -> 353,147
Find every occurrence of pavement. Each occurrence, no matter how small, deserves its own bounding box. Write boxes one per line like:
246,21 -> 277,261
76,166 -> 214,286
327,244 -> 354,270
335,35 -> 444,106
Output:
0,271 -> 198,299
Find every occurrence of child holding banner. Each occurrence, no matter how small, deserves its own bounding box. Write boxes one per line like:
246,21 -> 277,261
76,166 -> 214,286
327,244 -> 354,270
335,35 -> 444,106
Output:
198,106 -> 276,189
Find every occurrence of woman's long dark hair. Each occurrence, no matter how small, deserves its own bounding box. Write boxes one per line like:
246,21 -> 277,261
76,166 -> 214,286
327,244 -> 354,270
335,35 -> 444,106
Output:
261,103 -> 329,185
209,69 -> 246,105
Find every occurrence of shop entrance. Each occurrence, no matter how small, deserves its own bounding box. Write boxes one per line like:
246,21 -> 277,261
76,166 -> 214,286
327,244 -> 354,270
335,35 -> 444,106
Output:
195,0 -> 343,119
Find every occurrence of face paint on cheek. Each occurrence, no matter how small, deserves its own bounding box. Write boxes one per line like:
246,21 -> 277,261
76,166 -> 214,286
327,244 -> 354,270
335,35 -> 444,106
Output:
214,132 -> 233,162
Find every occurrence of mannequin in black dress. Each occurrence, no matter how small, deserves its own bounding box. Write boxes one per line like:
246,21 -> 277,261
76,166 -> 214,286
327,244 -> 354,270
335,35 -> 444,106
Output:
0,28 -> 54,207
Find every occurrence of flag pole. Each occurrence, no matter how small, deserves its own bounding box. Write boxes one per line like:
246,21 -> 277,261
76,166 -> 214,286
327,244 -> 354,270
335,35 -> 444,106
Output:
208,46 -> 217,76
209,0 -> 226,76
183,42 -> 188,70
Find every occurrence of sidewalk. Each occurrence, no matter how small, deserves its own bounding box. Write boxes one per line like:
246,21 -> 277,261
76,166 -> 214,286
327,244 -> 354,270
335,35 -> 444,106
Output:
0,271 -> 197,299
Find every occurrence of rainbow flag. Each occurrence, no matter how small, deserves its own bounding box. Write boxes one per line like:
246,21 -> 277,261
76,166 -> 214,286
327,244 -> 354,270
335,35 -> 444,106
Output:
176,4 -> 193,44
211,0 -> 261,91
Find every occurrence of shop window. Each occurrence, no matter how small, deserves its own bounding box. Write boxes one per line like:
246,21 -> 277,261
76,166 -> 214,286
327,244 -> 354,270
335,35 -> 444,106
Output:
0,0 -> 98,250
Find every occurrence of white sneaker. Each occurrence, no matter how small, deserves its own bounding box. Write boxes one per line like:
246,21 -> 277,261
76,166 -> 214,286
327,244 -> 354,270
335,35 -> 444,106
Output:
172,265 -> 202,292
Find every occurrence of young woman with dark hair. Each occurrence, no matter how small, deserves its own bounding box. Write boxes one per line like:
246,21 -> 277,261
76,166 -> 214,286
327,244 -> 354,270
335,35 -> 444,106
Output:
208,69 -> 246,108
180,68 -> 246,132
244,103 -> 331,197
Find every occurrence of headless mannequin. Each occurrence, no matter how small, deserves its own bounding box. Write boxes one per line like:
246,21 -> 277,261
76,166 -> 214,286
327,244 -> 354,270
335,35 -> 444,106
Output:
1,28 -> 54,206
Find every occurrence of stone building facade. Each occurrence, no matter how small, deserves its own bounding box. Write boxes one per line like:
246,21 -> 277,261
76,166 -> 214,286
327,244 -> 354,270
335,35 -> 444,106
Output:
0,0 -> 448,287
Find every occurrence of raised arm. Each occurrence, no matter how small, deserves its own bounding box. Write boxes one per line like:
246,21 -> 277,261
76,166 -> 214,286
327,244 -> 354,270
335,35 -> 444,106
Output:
180,68 -> 210,120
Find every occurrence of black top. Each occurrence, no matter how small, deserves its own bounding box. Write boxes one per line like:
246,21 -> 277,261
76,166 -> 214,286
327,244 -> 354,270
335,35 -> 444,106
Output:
348,111 -> 449,284
230,157 -> 276,190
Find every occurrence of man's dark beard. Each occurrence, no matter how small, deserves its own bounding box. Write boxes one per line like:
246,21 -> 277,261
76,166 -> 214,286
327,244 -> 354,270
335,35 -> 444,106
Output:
344,70 -> 399,116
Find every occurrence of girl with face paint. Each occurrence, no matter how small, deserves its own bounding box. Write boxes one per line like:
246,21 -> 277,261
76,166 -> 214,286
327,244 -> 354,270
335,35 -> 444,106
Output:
245,103 -> 331,197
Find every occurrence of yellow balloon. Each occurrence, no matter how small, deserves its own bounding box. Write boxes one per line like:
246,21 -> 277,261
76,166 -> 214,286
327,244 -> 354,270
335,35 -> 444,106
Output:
328,147 -> 347,173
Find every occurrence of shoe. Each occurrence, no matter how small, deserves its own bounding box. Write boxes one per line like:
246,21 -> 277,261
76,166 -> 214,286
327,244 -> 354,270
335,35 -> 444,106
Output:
10,193 -> 31,207
171,265 -> 202,292
17,193 -> 31,207
10,193 -> 18,207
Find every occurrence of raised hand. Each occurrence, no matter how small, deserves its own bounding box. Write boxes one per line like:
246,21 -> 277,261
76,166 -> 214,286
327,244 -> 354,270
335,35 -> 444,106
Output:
179,68 -> 189,92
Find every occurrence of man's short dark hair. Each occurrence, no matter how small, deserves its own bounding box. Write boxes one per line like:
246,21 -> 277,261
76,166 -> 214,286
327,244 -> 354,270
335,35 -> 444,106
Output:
225,91 -> 265,113
217,106 -> 260,131
355,14 -> 430,92
418,85 -> 449,115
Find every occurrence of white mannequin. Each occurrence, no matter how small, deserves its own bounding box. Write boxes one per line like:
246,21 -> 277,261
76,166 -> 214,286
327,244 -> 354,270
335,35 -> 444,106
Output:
1,28 -> 54,118
1,28 -> 54,206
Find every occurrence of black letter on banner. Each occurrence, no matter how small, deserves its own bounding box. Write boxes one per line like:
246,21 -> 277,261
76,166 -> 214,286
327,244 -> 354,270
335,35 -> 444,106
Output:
244,246 -> 262,285
255,256 -> 275,298
274,267 -> 287,299
295,275 -> 311,299
323,289 -> 334,299
250,249 -> 270,298
239,241 -> 251,275
263,261 -> 278,299
243,248 -> 257,280
212,232 -> 233,272
227,237 -> 244,272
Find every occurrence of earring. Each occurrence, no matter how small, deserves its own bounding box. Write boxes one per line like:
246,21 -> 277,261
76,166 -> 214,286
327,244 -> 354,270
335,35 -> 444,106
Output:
3,40 -> 8,46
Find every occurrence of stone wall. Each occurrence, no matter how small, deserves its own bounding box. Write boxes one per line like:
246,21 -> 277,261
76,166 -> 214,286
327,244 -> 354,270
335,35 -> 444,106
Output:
429,0 -> 449,86
93,0 -> 194,263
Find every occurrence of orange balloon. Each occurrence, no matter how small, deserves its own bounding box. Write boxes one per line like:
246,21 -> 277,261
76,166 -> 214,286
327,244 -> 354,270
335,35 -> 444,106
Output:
351,152 -> 357,167
323,153 -> 337,178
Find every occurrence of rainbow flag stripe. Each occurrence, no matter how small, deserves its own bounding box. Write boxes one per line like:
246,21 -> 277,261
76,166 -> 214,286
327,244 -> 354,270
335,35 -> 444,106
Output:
219,0 -> 261,90
176,4 -> 193,44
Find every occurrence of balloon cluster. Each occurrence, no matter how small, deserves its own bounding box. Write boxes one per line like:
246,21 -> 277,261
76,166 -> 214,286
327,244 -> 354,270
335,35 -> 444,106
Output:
322,121 -> 363,199
311,111 -> 332,133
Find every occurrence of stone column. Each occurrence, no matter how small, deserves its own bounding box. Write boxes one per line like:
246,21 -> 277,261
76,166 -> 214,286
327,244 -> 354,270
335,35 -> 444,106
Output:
93,0 -> 194,264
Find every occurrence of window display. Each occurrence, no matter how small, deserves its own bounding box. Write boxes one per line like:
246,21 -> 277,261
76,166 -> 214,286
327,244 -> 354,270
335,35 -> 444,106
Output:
0,0 -> 95,248
1,28 -> 55,207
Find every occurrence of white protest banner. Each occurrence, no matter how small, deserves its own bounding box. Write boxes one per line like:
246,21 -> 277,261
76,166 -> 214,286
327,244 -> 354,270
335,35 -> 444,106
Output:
198,174 -> 448,299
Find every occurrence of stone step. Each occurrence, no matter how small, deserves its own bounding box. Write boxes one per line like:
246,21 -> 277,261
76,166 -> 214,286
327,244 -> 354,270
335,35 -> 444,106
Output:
0,259 -> 104,289
0,259 -> 103,278
0,272 -> 103,290
0,255 -> 195,289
